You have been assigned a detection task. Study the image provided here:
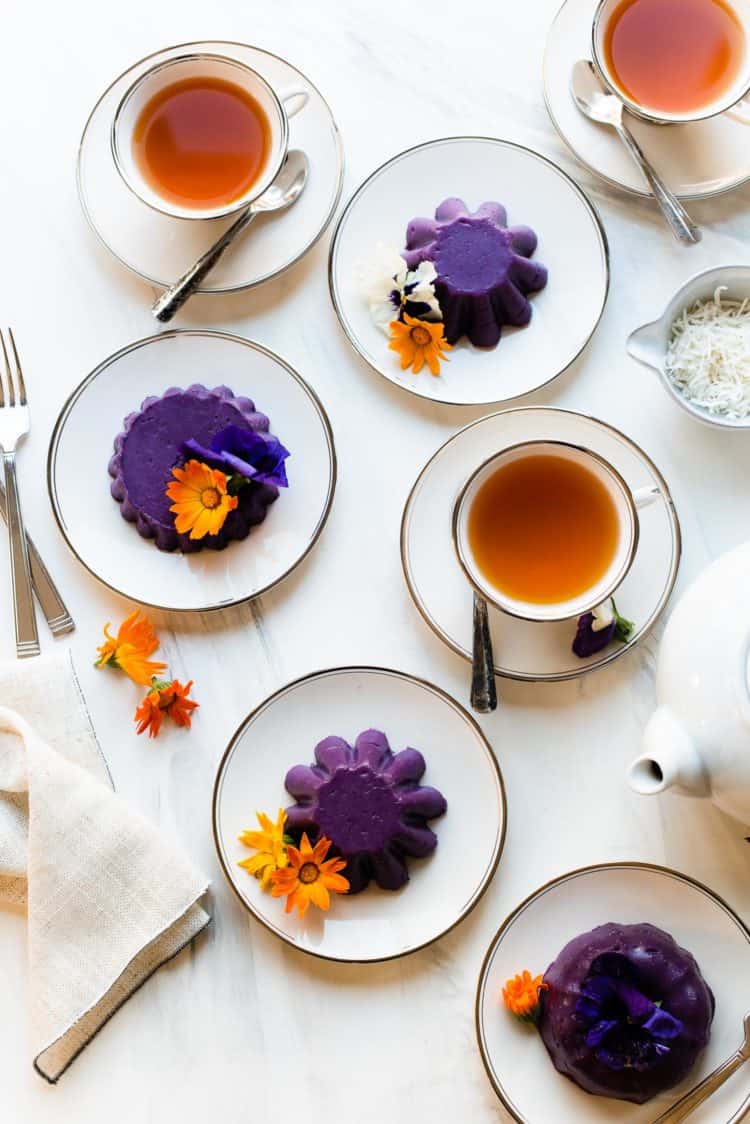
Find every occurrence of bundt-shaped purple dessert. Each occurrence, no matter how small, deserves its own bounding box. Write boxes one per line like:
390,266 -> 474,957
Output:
402,198 -> 548,347
284,729 -> 447,893
538,922 -> 714,1104
108,384 -> 280,553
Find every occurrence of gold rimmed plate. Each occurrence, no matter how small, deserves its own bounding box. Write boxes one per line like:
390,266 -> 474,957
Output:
77,40 -> 344,292
212,666 -> 507,963
401,406 -> 680,682
47,330 -> 336,613
476,862 -> 750,1122
328,136 -> 609,407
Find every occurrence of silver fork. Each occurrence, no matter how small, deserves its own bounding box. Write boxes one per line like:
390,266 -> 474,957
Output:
0,329 -> 39,657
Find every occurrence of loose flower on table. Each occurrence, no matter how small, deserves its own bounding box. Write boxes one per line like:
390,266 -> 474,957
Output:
134,678 -> 199,738
95,610 -> 167,685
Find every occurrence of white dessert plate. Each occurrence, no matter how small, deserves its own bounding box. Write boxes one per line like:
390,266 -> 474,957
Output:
213,666 -> 506,962
48,330 -> 336,612
544,0 -> 750,200
77,41 -> 344,292
401,407 -> 681,682
328,137 -> 609,407
476,863 -> 750,1122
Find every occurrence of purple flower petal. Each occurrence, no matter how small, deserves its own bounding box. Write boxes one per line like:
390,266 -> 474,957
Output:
585,1019 -> 619,1047
615,981 -> 655,1022
643,1008 -> 684,1040
573,614 -> 617,658
183,425 -> 290,488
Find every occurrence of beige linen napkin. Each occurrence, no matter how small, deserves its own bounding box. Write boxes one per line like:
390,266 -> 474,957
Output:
0,653 -> 210,1083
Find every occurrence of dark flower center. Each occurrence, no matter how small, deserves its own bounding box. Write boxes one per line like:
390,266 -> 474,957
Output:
298,862 -> 319,885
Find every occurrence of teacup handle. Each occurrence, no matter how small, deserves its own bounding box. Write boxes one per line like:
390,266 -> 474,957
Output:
280,86 -> 309,119
726,96 -> 750,125
634,484 -> 661,510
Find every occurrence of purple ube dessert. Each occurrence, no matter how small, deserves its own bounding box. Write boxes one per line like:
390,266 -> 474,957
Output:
284,729 -> 447,893
402,198 -> 548,347
538,922 -> 714,1104
109,384 -> 280,553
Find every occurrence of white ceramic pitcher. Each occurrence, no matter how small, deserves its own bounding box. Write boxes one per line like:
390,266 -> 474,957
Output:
628,541 -> 750,824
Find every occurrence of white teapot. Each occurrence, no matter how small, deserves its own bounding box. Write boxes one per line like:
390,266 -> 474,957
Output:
628,542 -> 750,825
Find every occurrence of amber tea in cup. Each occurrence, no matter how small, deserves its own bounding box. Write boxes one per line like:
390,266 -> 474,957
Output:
466,453 -> 620,605
452,442 -> 645,623
603,0 -> 745,115
132,76 -> 271,211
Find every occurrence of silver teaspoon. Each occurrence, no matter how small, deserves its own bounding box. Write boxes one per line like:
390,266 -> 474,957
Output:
471,591 -> 498,713
653,1012 -> 750,1123
152,150 -> 310,322
569,61 -> 701,246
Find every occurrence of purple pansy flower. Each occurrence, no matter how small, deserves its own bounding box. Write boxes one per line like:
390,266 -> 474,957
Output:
572,598 -> 634,658
183,426 -> 290,488
575,952 -> 683,1071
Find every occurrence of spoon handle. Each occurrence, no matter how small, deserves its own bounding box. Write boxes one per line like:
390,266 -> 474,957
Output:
152,207 -> 257,322
471,592 -> 498,713
653,1049 -> 747,1123
614,122 -> 701,246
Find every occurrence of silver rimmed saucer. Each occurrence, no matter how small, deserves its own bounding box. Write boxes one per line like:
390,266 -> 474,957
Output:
328,136 -> 609,408
47,330 -> 336,613
544,0 -> 750,200
213,665 -> 507,963
77,40 -> 344,292
476,862 -> 750,1122
400,406 -> 681,682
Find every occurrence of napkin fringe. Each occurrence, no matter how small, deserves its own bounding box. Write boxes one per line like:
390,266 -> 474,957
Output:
33,895 -> 212,1084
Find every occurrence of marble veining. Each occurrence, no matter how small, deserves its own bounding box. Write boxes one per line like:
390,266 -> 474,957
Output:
1,0 -> 750,1121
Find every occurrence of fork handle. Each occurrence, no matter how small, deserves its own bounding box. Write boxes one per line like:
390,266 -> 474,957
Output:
2,453 -> 39,658
652,1049 -> 748,1122
0,480 -> 73,634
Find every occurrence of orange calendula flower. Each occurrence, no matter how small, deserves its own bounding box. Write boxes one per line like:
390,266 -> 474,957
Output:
270,833 -> 349,917
134,678 -> 199,738
166,459 -> 238,540
238,809 -> 290,890
95,610 -> 167,686
388,314 -> 451,376
502,971 -> 547,1024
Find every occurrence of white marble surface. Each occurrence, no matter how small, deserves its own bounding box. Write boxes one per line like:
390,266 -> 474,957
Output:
1,0 -> 750,1120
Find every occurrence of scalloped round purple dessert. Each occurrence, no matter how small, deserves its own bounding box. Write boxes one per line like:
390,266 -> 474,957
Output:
402,198 -> 548,348
284,729 -> 447,893
538,922 -> 714,1104
108,384 -> 281,553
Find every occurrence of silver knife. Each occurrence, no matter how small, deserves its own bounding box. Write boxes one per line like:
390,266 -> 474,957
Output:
0,480 -> 74,635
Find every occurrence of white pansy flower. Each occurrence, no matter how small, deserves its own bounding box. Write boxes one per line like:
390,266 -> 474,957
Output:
591,601 -> 615,632
357,244 -> 442,336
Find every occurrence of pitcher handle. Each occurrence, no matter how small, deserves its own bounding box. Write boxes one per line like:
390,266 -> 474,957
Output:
280,86 -> 309,119
726,97 -> 750,125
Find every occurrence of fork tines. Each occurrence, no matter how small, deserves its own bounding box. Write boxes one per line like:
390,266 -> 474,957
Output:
0,328 -> 27,408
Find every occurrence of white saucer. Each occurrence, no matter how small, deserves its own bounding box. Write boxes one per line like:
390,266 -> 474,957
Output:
476,863 -> 750,1122
328,137 -> 609,407
400,407 -> 681,682
77,41 -> 344,292
48,331 -> 336,613
544,0 -> 750,200
212,666 -> 506,963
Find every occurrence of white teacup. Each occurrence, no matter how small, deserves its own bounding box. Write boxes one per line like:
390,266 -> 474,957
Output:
111,53 -> 309,221
452,441 -> 659,623
592,0 -> 750,126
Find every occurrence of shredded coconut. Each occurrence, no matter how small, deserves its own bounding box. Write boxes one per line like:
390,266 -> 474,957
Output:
665,286 -> 750,420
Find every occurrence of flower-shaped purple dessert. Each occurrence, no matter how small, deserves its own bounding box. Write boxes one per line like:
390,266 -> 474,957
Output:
284,729 -> 447,893
538,922 -> 714,1104
402,198 -> 548,347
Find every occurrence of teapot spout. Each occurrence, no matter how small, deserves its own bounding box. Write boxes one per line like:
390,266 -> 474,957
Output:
628,706 -> 709,798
